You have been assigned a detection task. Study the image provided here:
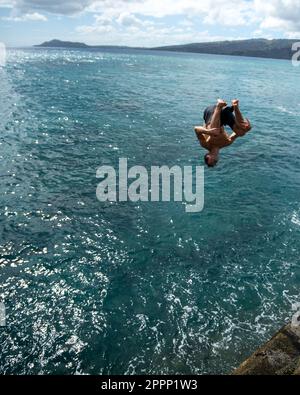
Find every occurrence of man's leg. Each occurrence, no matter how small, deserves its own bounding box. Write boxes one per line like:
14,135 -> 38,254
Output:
231,99 -> 252,135
232,99 -> 244,124
208,99 -> 227,129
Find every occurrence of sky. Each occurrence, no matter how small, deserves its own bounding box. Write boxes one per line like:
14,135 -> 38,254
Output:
0,0 -> 300,47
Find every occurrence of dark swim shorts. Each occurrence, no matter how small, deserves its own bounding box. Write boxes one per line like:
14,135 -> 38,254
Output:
203,105 -> 236,130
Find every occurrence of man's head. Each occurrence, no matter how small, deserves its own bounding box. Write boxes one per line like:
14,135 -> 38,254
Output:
204,152 -> 219,167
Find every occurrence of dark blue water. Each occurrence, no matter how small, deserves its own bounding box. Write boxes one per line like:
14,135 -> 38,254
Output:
0,48 -> 300,374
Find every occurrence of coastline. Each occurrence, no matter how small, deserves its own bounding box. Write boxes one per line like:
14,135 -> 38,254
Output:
232,323 -> 300,375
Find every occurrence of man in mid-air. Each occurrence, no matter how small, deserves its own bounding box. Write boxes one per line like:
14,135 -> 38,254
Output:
194,99 -> 252,167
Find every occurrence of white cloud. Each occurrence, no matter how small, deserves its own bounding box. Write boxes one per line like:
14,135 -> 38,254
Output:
1,0 -> 300,34
0,0 -> 13,7
117,12 -> 143,28
0,0 -> 96,18
76,25 -> 235,47
94,14 -> 113,26
76,12 -> 237,47
3,11 -> 47,21
76,23 -> 113,34
2,0 -> 300,44
74,0 -> 255,46
14,0 -> 94,15
254,0 -> 300,34
88,0 -> 254,23
72,0 -> 300,46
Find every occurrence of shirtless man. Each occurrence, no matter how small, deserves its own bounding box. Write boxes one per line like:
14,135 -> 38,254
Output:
194,99 -> 252,167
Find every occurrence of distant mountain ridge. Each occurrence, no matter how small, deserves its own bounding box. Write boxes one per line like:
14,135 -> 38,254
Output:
153,39 -> 299,60
36,39 -> 89,48
35,39 -> 133,50
36,38 -> 300,60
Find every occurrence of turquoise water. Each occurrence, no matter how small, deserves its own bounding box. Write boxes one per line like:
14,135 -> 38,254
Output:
0,48 -> 300,374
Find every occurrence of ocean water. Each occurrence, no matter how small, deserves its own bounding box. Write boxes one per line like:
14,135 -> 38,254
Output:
0,48 -> 300,375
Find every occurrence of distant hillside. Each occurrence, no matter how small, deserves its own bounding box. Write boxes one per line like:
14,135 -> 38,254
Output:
152,39 -> 299,60
35,39 -> 132,50
35,39 -> 89,49
35,38 -> 300,60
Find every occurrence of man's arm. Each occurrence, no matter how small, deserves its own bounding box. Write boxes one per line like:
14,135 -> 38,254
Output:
194,126 -> 221,137
229,124 -> 251,143
229,132 -> 239,144
233,119 -> 252,136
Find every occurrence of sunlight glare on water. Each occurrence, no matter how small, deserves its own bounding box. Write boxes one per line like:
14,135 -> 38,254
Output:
0,48 -> 300,374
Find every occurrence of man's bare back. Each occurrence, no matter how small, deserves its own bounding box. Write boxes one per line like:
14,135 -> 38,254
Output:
198,128 -> 232,151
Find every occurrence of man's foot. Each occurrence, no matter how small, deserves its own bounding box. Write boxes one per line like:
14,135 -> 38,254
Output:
217,99 -> 227,109
232,99 -> 239,108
